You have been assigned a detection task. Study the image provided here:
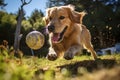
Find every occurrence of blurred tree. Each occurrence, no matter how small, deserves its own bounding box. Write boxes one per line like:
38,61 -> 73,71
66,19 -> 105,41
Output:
99,0 -> 120,11
0,0 -> 7,9
0,11 -> 17,45
22,20 -> 32,30
28,9 -> 44,29
46,0 -> 64,7
14,0 -> 32,57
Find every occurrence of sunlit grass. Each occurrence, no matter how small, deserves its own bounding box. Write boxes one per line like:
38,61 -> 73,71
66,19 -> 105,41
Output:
0,52 -> 120,80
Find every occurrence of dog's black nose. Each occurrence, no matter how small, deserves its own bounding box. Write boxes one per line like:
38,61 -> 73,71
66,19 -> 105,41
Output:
48,25 -> 55,32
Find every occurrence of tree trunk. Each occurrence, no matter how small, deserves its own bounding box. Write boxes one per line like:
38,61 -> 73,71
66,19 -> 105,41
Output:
14,8 -> 23,55
13,0 -> 32,57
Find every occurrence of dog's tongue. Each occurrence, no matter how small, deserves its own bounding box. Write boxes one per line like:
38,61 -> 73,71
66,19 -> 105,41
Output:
52,33 -> 60,42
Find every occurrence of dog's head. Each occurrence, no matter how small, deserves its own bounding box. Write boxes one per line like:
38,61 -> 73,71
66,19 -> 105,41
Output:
44,5 -> 86,43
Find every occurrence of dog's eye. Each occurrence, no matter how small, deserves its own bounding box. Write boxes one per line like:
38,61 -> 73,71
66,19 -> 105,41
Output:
59,16 -> 65,20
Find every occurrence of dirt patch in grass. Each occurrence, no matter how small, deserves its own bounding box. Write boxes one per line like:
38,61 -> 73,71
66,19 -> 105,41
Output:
57,59 -> 117,75
35,58 -> 119,80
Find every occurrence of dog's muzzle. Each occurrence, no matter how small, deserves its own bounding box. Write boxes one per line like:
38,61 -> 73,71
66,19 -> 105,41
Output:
45,25 -> 55,34
48,25 -> 55,32
46,25 -> 68,43
51,26 -> 68,43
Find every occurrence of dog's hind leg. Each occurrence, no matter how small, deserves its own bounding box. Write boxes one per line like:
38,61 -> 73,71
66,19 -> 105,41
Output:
83,42 -> 97,60
81,25 -> 97,60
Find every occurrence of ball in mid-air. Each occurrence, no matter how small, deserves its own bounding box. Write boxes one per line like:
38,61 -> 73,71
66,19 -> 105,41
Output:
26,31 -> 45,50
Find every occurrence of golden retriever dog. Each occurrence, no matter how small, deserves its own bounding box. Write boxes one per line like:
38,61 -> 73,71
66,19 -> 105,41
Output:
44,5 -> 97,60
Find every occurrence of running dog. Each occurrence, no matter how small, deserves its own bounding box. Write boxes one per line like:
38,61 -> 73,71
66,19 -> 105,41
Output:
44,5 -> 97,60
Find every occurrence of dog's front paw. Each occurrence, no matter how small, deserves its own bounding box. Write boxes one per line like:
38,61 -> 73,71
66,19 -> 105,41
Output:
64,51 -> 74,60
47,53 -> 57,61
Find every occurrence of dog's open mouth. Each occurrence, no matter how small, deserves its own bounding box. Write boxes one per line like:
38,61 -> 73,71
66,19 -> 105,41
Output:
52,26 -> 67,43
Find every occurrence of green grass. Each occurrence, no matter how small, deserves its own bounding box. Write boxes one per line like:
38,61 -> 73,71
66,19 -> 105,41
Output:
0,54 -> 120,80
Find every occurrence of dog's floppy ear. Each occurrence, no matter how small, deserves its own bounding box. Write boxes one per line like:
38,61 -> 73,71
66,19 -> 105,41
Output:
71,11 -> 86,24
67,5 -> 86,23
43,8 -> 51,25
43,17 -> 49,25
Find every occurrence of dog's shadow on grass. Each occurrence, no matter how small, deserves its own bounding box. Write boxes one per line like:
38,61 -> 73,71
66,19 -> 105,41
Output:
57,59 -> 117,75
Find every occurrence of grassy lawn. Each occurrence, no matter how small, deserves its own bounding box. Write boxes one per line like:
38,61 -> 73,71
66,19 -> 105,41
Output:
0,54 -> 120,80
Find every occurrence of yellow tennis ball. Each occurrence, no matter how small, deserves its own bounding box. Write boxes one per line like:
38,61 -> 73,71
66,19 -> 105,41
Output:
26,31 -> 45,50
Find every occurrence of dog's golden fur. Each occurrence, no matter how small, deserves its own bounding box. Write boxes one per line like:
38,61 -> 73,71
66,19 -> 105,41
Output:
44,5 -> 97,60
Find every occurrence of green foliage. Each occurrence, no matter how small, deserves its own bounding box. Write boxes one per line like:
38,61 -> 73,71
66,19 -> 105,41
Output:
28,9 -> 44,29
0,11 -> 17,45
22,20 -> 32,30
1,13 -> 17,25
